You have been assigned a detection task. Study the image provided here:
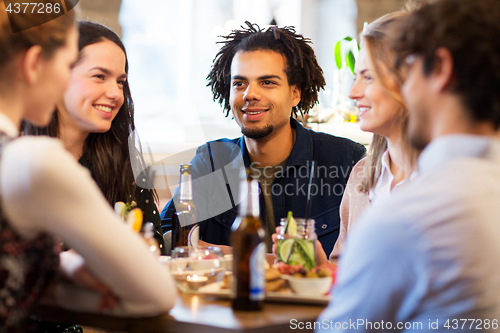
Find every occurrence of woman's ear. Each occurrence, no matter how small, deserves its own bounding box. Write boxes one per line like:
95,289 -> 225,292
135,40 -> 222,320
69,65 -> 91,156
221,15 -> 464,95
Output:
22,45 -> 44,85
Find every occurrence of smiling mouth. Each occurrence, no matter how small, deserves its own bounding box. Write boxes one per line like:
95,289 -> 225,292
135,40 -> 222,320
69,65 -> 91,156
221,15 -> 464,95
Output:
94,105 -> 113,113
241,108 -> 269,115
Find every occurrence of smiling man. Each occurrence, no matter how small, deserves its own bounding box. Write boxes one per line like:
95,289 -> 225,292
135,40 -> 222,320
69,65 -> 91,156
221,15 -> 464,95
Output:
161,22 -> 366,255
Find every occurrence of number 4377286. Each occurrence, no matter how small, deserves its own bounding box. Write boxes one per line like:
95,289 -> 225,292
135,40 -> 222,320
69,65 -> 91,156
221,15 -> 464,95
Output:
6,2 -> 62,14
444,319 -> 498,330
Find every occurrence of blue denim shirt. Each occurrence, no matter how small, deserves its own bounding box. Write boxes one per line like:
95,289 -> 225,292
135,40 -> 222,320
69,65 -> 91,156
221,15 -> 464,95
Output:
161,119 -> 366,255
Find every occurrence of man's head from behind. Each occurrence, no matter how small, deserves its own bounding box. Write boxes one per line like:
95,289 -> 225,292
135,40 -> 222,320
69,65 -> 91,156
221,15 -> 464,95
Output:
394,0 -> 500,149
207,22 -> 325,131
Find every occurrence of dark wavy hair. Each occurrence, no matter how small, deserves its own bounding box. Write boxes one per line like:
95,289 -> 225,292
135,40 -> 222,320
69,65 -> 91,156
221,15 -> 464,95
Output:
207,21 -> 326,118
393,0 -> 500,129
22,21 -> 156,206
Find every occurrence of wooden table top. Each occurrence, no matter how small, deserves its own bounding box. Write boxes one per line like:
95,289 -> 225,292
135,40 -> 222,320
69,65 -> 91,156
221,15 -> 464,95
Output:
34,292 -> 326,333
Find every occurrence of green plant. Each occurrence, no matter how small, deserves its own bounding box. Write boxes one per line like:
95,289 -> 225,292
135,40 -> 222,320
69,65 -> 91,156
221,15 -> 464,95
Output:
334,36 -> 359,76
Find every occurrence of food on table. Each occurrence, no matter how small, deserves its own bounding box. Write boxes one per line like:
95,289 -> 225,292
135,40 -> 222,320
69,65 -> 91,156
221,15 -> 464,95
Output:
317,268 -> 332,278
114,201 -> 137,219
305,271 -> 318,278
114,201 -> 127,219
273,262 -> 337,295
265,268 -> 281,281
221,274 -> 232,289
265,268 -> 287,292
114,201 -> 142,233
275,261 -> 306,275
265,278 -> 286,292
127,208 -> 143,233
275,261 -> 336,279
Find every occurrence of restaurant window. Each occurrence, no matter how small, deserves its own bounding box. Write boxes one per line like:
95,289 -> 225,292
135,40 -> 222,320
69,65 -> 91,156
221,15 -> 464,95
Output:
119,0 -> 357,203
120,0 -> 357,148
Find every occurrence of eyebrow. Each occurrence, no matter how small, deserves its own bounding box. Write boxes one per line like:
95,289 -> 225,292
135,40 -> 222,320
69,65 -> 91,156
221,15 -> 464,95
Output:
231,74 -> 283,81
89,67 -> 127,79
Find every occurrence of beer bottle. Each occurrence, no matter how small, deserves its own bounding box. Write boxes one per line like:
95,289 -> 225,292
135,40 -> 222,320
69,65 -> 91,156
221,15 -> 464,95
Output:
231,168 -> 265,311
171,164 -> 199,251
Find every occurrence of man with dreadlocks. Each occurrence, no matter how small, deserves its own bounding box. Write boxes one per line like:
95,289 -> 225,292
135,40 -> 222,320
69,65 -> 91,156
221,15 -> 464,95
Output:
161,22 -> 366,256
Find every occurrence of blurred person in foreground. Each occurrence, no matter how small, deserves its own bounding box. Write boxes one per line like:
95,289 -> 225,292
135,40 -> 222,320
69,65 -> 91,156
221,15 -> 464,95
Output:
318,0 -> 500,331
0,2 -> 176,331
161,22 -> 366,255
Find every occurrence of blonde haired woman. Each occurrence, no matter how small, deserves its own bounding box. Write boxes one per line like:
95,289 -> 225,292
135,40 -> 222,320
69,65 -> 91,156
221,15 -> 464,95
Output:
317,11 -> 418,265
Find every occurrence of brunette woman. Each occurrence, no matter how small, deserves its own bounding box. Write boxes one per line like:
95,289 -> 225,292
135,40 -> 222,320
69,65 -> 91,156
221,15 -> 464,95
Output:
23,21 -> 166,254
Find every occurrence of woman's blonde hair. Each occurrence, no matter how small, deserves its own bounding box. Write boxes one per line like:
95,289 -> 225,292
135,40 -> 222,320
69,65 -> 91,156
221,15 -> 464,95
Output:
359,10 -> 418,193
0,1 -> 75,81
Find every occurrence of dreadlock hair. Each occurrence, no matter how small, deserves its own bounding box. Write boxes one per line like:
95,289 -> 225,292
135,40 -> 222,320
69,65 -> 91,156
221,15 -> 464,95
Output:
207,21 -> 326,118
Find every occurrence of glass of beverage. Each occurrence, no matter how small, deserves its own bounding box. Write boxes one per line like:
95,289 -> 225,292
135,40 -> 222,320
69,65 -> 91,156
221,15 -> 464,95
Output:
170,246 -> 225,291
276,218 -> 317,270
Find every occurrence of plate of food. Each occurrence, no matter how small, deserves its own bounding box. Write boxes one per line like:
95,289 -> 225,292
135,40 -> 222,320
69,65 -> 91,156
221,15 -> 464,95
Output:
182,261 -> 335,305
179,212 -> 336,305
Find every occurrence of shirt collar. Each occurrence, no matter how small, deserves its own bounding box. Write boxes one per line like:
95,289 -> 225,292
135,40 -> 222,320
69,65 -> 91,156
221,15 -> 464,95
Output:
0,112 -> 19,138
379,150 -> 392,179
287,118 -> 313,166
418,134 -> 498,173
240,118 -> 313,167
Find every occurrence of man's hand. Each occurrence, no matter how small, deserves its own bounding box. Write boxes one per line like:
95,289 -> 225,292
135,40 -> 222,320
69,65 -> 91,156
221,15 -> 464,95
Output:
198,239 -> 233,255
271,226 -> 280,257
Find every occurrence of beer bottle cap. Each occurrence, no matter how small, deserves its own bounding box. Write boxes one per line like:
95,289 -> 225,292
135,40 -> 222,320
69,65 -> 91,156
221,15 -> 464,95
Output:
180,163 -> 193,173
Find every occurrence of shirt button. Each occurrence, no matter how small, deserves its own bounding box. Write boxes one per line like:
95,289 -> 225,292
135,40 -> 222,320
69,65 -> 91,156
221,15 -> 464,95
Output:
322,224 -> 327,230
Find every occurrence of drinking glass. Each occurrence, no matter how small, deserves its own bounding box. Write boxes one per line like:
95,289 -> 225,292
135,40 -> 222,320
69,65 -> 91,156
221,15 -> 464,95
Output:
276,218 -> 317,270
170,246 -> 224,291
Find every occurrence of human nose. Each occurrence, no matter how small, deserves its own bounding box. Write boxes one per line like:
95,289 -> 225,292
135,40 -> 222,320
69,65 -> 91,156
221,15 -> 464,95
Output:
105,81 -> 122,100
348,77 -> 364,101
243,83 -> 261,101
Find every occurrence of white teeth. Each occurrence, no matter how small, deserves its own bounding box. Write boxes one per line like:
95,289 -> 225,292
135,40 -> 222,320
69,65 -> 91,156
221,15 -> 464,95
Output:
358,107 -> 370,112
246,111 -> 262,115
94,105 -> 112,113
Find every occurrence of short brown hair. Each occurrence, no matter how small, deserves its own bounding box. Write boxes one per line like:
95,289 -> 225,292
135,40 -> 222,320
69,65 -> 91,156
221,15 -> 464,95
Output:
394,0 -> 500,129
207,21 -> 326,118
0,0 -> 75,77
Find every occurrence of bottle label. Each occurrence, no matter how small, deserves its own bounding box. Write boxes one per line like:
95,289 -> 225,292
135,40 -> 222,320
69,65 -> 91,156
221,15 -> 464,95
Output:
188,225 -> 199,248
249,242 -> 265,301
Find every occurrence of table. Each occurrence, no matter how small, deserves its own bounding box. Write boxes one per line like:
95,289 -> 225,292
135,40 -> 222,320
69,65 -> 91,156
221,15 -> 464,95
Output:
34,293 -> 326,333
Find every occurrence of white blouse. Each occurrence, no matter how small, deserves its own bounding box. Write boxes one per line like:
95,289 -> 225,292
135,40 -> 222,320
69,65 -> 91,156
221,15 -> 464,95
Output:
368,150 -> 411,203
0,114 -> 177,316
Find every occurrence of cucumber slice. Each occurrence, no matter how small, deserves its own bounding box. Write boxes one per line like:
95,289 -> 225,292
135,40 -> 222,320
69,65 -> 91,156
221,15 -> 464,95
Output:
287,251 -> 306,267
294,240 -> 315,270
296,239 -> 315,264
284,211 -> 297,236
279,239 -> 294,262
